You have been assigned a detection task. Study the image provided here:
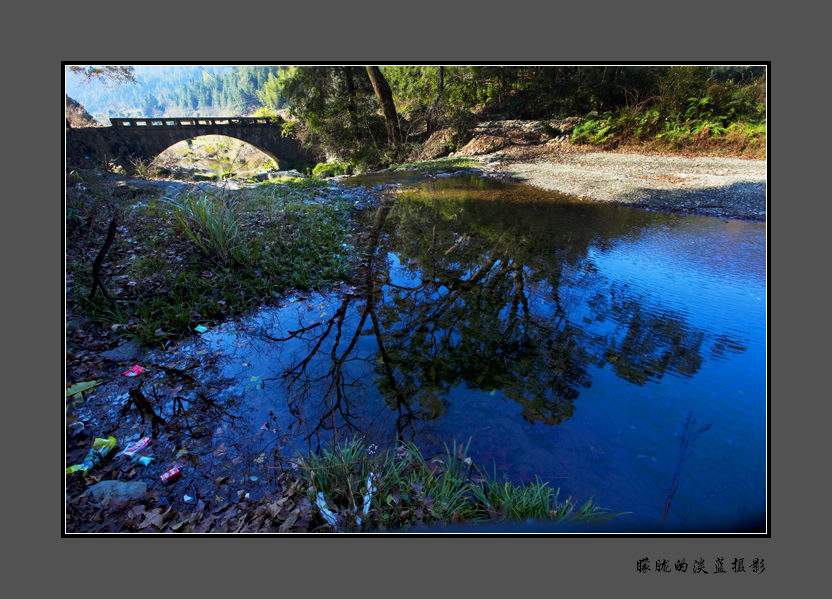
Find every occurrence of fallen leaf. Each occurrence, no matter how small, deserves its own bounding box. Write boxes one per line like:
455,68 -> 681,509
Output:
211,501 -> 229,515
169,519 -> 187,531
279,510 -> 298,532
138,508 -> 166,530
265,502 -> 283,520
65,380 -> 101,399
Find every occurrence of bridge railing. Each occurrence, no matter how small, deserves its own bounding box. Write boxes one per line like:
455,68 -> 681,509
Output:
109,117 -> 278,127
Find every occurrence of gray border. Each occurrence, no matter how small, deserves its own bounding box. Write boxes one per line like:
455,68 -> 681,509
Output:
19,1 -> 820,595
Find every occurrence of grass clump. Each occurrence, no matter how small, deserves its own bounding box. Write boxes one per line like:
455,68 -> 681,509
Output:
263,175 -> 329,191
298,436 -> 617,532
167,194 -> 241,266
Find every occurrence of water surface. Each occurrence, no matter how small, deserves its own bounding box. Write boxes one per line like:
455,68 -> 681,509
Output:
177,174 -> 767,532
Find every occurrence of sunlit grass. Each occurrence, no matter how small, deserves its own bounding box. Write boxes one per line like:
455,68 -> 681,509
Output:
389,156 -> 479,172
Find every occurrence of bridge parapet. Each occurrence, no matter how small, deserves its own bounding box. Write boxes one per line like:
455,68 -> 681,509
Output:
110,116 -> 280,128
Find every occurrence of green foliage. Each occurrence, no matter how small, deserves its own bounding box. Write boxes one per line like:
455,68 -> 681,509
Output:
570,68 -> 765,155
255,71 -> 287,113
67,184 -> 358,344
298,435 -> 616,531
132,188 -> 353,343
571,116 -> 616,145
278,66 -> 388,168
312,161 -> 350,177
280,120 -> 297,138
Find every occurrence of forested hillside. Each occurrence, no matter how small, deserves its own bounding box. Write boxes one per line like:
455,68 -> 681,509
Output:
164,65 -> 284,116
273,65 -> 767,167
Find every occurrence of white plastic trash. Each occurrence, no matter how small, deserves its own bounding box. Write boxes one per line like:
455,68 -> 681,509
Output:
362,473 -> 378,516
316,492 -> 338,527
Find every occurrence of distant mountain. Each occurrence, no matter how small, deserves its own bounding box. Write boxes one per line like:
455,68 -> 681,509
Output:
65,95 -> 98,127
64,65 -> 234,123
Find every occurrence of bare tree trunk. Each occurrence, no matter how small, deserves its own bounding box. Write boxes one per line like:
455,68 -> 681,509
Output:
365,66 -> 402,147
343,67 -> 361,136
88,208 -> 118,306
427,66 -> 446,134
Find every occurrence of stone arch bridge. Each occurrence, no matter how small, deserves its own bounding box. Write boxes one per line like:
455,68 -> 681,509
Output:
65,116 -> 314,170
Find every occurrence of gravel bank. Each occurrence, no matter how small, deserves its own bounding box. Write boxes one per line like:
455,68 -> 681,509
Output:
485,151 -> 767,221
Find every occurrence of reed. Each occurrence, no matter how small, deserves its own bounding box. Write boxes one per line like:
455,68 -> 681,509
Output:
661,411 -> 713,527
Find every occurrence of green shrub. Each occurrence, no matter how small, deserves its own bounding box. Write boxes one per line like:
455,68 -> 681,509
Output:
571,116 -> 615,145
312,161 -> 350,178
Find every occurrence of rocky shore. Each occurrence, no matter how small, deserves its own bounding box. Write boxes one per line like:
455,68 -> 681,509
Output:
441,119 -> 767,222
487,151 -> 767,221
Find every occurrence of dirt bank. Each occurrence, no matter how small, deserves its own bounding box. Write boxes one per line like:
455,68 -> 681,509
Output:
482,149 -> 767,221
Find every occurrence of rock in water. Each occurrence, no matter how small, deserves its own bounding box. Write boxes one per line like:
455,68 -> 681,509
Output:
100,340 -> 143,362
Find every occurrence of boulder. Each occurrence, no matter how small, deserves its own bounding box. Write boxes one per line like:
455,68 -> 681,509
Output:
83,480 -> 148,504
99,339 -> 143,362
456,135 -> 507,156
415,129 -> 456,161
274,169 -> 302,178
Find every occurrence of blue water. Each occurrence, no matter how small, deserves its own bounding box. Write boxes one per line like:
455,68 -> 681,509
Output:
190,175 -> 767,532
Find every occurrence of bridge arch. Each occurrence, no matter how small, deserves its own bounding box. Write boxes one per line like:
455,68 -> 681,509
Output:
151,134 -> 280,174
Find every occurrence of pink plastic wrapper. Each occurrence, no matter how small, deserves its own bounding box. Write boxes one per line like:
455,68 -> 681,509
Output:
116,436 -> 151,458
123,365 -> 146,377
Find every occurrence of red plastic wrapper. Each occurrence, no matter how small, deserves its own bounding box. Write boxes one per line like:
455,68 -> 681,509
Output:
123,365 -> 146,377
160,466 -> 181,484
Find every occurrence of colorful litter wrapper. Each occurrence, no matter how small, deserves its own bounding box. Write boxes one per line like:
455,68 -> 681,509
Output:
66,436 -> 117,475
136,456 -> 153,467
122,365 -> 146,377
116,436 -> 152,459
160,465 -> 182,484
194,325 -> 209,334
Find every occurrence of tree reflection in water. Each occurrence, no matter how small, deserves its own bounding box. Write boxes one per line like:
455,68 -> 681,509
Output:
257,176 -> 750,449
